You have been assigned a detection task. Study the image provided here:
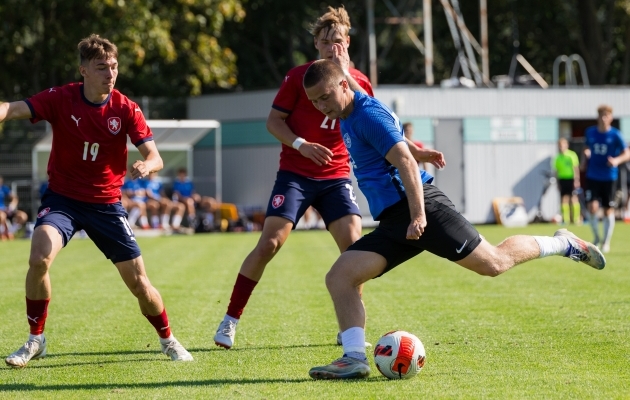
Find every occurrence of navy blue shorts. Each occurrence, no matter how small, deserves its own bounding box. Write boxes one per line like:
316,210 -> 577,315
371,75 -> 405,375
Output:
35,189 -> 141,264
266,170 -> 361,229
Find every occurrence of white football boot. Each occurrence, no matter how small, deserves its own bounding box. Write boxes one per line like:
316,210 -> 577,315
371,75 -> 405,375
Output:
214,319 -> 237,349
5,335 -> 47,368
161,336 -> 193,361
554,229 -> 606,270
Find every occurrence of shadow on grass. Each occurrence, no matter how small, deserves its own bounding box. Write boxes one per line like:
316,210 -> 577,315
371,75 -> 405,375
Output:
0,377 -> 389,391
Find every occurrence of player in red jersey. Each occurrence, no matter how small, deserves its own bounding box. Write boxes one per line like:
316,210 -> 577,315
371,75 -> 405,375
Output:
213,6 -> 434,349
0,34 -> 192,368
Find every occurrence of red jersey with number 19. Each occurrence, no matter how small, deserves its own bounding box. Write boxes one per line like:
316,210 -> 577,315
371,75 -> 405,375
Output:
26,82 -> 153,203
272,61 -> 373,179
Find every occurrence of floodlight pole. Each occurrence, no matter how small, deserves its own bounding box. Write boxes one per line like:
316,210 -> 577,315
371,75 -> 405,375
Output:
480,0 -> 489,84
367,0 -> 378,86
423,0 -> 434,86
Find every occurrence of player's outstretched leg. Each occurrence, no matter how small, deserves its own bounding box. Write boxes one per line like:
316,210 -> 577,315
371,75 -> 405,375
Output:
116,257 -> 193,361
5,335 -> 47,368
214,217 -> 293,349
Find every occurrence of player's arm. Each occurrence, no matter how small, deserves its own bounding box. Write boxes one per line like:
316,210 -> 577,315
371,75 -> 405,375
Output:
331,44 -> 368,95
0,101 -> 32,123
608,146 -> 630,167
385,142 -> 426,240
406,139 -> 446,169
132,141 -> 163,179
266,108 -> 333,166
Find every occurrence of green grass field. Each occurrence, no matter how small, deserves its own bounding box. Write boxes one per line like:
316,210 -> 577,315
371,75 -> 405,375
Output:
0,223 -> 629,399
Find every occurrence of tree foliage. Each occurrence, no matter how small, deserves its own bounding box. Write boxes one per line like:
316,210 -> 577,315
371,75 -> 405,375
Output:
225,0 -> 630,89
0,0 -> 244,100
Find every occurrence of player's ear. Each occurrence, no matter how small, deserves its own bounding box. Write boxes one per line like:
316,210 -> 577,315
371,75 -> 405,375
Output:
78,64 -> 87,78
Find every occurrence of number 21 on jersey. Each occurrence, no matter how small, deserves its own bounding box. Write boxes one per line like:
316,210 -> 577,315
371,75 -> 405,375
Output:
83,142 -> 99,161
320,116 -> 337,130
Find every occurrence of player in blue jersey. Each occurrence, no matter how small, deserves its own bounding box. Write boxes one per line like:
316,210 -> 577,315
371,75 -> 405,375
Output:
580,105 -> 630,253
302,60 -> 607,380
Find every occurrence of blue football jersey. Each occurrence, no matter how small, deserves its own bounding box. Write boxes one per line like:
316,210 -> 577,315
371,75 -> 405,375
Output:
584,126 -> 627,181
145,179 -> 163,200
172,179 -> 195,197
340,91 -> 433,219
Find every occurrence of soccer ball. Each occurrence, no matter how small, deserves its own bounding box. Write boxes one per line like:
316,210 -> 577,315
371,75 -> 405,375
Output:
373,330 -> 426,379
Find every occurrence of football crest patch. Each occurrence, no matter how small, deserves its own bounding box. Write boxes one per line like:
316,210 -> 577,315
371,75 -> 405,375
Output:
271,195 -> 285,209
37,207 -> 51,218
343,133 -> 352,148
108,117 -> 122,135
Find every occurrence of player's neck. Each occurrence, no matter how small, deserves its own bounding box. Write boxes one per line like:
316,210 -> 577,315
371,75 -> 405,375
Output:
339,92 -> 355,119
597,123 -> 611,133
82,83 -> 110,104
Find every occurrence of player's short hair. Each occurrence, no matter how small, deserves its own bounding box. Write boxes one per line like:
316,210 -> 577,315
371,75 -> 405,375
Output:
78,34 -> 118,64
309,6 -> 351,38
597,104 -> 613,115
303,60 -> 345,90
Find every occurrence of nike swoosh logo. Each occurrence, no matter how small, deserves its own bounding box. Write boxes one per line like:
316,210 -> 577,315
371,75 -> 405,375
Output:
456,240 -> 468,254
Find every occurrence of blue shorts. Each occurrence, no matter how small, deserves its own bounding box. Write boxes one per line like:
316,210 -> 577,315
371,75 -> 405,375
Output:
266,171 -> 361,229
35,189 -> 141,264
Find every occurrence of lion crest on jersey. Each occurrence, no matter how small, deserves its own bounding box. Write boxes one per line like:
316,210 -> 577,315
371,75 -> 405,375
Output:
107,117 -> 122,135
271,194 -> 285,209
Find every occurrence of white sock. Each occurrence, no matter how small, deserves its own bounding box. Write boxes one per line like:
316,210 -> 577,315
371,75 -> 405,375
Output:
590,215 -> 600,242
139,216 -> 149,227
602,213 -> 615,245
224,314 -> 239,324
533,236 -> 569,258
161,214 -> 170,228
172,215 -> 182,229
0,224 -> 5,235
29,334 -> 43,342
151,215 -> 160,228
341,327 -> 366,355
159,334 -> 175,344
128,207 -> 141,226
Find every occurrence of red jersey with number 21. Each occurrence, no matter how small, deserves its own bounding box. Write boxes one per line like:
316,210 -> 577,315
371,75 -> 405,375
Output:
272,61 -> 374,179
26,82 -> 153,203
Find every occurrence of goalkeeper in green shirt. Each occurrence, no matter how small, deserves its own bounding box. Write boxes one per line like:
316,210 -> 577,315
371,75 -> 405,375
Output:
552,138 -> 581,224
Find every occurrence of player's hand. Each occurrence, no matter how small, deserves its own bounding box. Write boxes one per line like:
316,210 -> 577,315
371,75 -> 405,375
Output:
406,215 -> 427,240
130,160 -> 150,179
299,142 -> 333,166
331,43 -> 351,73
415,149 -> 446,169
607,156 -> 619,167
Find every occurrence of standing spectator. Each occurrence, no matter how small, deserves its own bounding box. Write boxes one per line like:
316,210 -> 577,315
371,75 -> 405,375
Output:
0,34 -> 192,367
552,138 -> 581,224
581,105 -> 630,253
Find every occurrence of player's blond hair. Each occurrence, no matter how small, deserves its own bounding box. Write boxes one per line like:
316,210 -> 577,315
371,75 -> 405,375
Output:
78,34 -> 118,64
597,104 -> 613,115
309,6 -> 351,38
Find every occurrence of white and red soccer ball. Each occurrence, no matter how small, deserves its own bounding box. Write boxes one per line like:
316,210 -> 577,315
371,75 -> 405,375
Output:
373,330 -> 426,379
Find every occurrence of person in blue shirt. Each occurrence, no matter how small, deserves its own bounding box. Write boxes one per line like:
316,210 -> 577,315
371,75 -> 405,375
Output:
122,172 -> 149,229
580,105 -> 630,253
145,171 -> 185,231
172,168 -> 217,229
0,175 -> 28,240
302,59 -> 607,380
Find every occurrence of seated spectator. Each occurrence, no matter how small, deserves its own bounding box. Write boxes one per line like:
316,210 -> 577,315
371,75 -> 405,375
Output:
171,168 -> 218,229
145,171 -> 185,231
122,167 -> 150,229
0,175 -> 28,240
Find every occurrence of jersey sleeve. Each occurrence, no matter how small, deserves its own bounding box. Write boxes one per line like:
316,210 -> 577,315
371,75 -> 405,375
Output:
355,103 -> 404,157
127,101 -> 153,147
570,151 -> 580,167
271,71 -> 300,114
615,130 -> 627,154
25,87 -> 63,124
